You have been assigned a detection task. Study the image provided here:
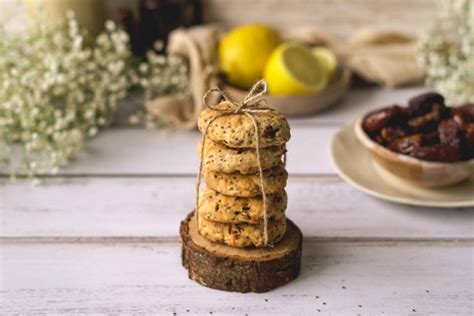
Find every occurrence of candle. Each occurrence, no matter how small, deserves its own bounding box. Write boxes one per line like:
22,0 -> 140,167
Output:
23,0 -> 106,34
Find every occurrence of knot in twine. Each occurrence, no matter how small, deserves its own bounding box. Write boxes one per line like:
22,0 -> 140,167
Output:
196,79 -> 278,247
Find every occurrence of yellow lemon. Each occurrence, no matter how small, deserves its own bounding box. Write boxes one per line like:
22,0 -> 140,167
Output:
312,47 -> 338,80
263,43 -> 328,96
219,24 -> 280,89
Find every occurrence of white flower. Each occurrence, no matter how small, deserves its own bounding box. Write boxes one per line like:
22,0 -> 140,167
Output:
88,127 -> 98,136
153,41 -> 164,51
0,11 -> 189,177
105,20 -> 116,32
139,63 -> 149,73
419,0 -> 474,106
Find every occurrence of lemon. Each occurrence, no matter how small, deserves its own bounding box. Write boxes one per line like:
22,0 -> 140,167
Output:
312,47 -> 338,80
263,43 -> 328,96
219,24 -> 280,89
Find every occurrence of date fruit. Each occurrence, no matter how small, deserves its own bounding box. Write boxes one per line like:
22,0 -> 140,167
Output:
407,92 -> 444,117
388,134 -> 423,154
362,106 -> 402,133
438,119 -> 460,146
362,92 -> 474,162
410,144 -> 460,162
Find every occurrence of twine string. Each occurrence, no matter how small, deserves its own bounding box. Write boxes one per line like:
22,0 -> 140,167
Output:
196,80 -> 275,246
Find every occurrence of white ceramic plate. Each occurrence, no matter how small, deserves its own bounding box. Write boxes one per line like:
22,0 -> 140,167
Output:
330,122 -> 474,208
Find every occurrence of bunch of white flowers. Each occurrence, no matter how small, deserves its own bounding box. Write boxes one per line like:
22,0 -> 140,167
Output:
139,43 -> 189,100
128,43 -> 190,129
0,13 -> 133,176
0,12 -> 189,177
418,0 -> 474,106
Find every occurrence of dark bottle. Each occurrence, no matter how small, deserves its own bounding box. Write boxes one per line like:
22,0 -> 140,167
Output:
117,0 -> 202,56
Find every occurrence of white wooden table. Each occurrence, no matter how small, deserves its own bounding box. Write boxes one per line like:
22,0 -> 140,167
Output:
1,87 -> 473,315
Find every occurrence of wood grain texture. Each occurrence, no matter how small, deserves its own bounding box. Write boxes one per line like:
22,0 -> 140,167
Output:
181,212 -> 302,293
202,0 -> 439,39
2,177 -> 473,239
1,240 -> 472,315
2,87 -> 471,313
10,127 -> 336,176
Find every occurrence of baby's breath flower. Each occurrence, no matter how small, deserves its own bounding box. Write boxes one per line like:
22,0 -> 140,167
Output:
139,63 -> 149,74
153,41 -> 164,51
418,0 -> 474,106
128,114 -> 140,125
139,48 -> 189,101
0,12 -> 190,177
0,14 -> 134,177
105,20 -> 116,32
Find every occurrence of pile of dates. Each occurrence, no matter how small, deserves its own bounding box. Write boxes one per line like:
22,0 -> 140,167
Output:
362,92 -> 474,162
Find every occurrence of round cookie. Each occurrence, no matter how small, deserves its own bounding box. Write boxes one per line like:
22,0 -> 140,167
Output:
197,102 -> 291,148
198,188 -> 287,224
202,165 -> 288,197
197,137 -> 285,174
197,215 -> 287,248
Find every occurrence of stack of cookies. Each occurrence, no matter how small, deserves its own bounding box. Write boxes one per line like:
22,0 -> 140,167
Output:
181,86 -> 302,293
195,100 -> 291,248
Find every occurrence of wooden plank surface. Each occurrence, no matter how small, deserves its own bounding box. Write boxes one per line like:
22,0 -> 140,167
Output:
55,127 -> 335,176
2,87 -> 430,176
2,240 -> 472,315
2,177 -> 473,239
2,86 -> 472,315
57,86 -> 431,176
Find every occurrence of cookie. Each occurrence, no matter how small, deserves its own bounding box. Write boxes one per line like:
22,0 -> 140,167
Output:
197,215 -> 287,248
197,102 -> 291,148
197,137 -> 285,174
198,188 -> 287,224
202,165 -> 288,197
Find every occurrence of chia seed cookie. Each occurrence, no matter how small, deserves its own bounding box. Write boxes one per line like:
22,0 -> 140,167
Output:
202,165 -> 288,197
197,215 -> 287,248
197,102 -> 291,148
198,188 -> 287,224
197,137 -> 286,174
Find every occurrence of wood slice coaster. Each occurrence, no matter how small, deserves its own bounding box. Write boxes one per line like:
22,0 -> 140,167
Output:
180,211 -> 303,293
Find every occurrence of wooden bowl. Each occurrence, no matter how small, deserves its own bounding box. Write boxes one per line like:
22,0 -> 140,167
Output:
354,114 -> 474,188
223,67 -> 351,117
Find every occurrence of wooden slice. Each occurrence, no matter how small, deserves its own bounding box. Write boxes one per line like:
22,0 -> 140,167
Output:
180,211 -> 303,293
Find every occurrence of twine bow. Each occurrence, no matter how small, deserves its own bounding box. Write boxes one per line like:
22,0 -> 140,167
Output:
195,79 -> 277,247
